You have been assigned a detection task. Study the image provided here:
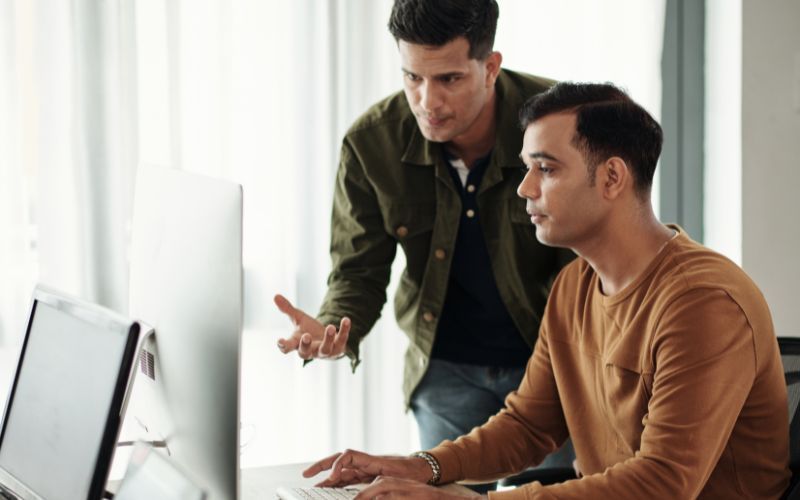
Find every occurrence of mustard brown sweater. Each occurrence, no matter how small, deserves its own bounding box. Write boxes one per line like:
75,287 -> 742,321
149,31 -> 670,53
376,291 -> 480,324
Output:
430,227 -> 790,499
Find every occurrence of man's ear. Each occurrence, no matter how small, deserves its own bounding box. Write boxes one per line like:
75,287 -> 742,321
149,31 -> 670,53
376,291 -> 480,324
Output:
598,157 -> 630,200
484,51 -> 502,87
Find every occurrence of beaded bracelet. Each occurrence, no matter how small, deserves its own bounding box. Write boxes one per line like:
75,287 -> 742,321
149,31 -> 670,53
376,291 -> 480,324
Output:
411,451 -> 441,485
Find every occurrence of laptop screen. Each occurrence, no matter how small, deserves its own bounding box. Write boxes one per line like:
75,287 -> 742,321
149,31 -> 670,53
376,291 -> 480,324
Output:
0,289 -> 140,500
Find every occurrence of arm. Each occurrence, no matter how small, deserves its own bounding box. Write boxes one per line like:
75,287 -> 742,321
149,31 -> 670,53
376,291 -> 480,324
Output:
274,140 -> 396,365
317,139 -> 397,367
488,289 -> 758,500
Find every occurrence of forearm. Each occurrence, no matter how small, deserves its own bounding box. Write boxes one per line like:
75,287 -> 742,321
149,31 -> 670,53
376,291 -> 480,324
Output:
431,333 -> 568,484
485,455 -> 693,500
431,399 -> 567,485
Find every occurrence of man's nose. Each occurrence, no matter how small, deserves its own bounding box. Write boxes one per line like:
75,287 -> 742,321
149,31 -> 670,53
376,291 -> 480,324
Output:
419,81 -> 443,112
517,169 -> 540,199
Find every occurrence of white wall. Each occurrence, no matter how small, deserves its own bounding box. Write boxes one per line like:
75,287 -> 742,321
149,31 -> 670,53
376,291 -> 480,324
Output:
741,0 -> 800,337
704,0 -> 741,264
706,0 -> 800,337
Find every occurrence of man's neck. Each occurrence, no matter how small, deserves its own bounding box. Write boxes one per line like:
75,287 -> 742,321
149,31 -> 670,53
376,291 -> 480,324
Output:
444,91 -> 497,169
579,211 -> 676,297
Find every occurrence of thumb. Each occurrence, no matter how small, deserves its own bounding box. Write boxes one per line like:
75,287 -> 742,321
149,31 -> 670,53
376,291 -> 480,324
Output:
274,294 -> 301,323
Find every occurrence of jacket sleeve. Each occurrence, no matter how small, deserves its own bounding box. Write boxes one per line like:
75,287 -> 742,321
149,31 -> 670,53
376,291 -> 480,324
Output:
317,139 -> 397,370
429,320 -> 569,484
485,289 -> 758,500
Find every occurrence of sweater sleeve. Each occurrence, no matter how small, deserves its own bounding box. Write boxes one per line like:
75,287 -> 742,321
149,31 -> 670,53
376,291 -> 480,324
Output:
428,320 -> 569,485
486,288 -> 758,499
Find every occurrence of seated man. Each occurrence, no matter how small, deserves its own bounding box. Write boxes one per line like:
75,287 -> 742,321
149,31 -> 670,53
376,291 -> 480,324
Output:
300,82 -> 791,499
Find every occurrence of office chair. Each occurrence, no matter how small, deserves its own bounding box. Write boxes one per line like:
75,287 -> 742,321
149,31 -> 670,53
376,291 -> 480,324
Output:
500,336 -> 800,496
779,336 -> 800,500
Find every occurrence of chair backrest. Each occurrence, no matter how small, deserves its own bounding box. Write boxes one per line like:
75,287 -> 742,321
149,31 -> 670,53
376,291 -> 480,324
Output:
778,337 -> 800,499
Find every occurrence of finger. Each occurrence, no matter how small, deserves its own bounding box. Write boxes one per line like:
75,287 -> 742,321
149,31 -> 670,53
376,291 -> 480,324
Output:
274,294 -> 302,324
332,317 -> 351,355
303,452 -> 342,478
318,325 -> 336,357
297,333 -> 315,359
277,333 -> 301,353
355,477 -> 404,500
329,449 -> 371,485
316,469 -> 367,488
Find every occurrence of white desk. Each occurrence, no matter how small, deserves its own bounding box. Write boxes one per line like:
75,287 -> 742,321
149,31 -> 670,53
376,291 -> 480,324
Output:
241,462 -> 474,499
241,462 -> 318,498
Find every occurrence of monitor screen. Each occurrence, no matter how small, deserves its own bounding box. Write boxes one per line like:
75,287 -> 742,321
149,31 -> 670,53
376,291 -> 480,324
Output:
0,289 -> 140,500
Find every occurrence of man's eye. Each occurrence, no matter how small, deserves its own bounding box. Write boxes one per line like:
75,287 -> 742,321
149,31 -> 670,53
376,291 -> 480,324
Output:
537,163 -> 553,174
405,73 -> 420,82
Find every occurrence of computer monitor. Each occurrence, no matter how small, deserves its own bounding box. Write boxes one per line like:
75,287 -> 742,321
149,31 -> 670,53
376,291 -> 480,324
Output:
0,286 -> 141,500
123,166 -> 243,500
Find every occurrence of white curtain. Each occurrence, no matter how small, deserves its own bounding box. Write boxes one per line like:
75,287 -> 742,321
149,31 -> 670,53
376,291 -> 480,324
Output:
0,0 -> 134,344
0,0 -> 665,467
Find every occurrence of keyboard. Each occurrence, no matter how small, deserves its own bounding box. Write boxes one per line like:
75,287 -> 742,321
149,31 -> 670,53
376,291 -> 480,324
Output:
276,486 -> 361,500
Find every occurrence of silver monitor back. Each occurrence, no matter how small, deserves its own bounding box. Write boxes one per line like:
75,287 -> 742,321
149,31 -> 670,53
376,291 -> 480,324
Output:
126,166 -> 242,500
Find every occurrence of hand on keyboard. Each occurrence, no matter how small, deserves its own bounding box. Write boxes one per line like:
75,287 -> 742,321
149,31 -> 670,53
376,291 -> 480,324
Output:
276,486 -> 361,500
303,449 -> 431,488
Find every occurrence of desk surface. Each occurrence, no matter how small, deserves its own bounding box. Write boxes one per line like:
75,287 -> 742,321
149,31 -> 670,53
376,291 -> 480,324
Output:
241,462 -> 474,499
241,462 -> 317,498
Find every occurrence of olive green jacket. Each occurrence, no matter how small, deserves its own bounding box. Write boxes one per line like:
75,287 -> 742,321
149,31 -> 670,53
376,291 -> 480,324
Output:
317,69 -> 573,405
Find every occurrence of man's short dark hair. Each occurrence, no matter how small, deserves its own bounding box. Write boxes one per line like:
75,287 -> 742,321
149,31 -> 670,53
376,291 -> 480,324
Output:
519,82 -> 664,196
388,0 -> 499,59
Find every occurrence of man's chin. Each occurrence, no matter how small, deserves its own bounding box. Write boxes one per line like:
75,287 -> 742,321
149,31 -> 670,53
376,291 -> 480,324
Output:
534,228 -> 561,248
418,124 -> 455,143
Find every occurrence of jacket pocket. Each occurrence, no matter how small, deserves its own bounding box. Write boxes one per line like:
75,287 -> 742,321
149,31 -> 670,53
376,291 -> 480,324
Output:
383,202 -> 435,241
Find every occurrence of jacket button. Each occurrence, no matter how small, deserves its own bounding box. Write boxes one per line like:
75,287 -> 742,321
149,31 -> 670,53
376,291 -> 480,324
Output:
466,209 -> 475,218
466,184 -> 476,193
396,225 -> 409,238
423,311 -> 435,322
434,249 -> 446,260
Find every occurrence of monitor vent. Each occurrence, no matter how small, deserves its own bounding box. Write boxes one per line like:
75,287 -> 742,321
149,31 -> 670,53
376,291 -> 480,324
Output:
140,349 -> 155,380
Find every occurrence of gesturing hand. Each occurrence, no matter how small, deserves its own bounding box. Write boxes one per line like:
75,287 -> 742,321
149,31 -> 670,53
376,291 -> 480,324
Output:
274,294 -> 351,360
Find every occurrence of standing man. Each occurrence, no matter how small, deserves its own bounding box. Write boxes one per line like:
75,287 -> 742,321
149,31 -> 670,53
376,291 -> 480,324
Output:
274,0 -> 573,470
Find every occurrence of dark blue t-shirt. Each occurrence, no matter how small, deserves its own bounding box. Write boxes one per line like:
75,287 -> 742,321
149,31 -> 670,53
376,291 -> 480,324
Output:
430,153 -> 532,367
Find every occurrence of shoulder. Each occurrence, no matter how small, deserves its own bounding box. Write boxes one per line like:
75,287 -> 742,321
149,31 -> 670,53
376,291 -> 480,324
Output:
650,232 -> 774,350
345,90 -> 416,142
497,68 -> 557,98
655,233 -> 767,313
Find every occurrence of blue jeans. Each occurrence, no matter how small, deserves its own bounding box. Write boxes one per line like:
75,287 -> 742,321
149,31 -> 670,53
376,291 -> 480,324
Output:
410,358 -> 575,491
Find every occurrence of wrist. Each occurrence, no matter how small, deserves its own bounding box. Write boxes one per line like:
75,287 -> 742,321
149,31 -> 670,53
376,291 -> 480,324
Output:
410,451 -> 441,485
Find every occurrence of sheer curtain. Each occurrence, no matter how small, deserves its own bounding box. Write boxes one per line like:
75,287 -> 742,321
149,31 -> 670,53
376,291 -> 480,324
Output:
131,0 -> 410,467
0,0 -> 134,343
0,0 -> 665,467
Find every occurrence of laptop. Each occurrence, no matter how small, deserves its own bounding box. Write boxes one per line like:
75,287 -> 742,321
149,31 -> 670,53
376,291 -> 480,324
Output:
0,286 -> 141,500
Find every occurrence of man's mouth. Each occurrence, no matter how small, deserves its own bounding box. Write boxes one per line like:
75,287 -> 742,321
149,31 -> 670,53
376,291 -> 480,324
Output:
527,210 -> 546,223
422,115 -> 449,127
